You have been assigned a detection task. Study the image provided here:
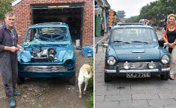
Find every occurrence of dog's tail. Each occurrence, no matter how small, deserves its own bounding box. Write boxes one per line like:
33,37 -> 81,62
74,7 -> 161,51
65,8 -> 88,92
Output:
83,70 -> 93,79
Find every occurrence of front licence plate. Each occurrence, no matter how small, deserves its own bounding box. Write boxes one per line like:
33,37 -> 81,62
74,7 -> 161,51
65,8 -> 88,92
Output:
126,72 -> 151,78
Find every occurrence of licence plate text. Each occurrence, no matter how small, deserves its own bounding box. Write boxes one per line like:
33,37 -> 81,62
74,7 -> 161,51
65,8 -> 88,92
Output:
126,72 -> 151,78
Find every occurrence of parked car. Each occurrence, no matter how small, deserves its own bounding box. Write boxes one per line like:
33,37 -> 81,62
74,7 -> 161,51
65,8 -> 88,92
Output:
17,22 -> 76,85
104,23 -> 170,82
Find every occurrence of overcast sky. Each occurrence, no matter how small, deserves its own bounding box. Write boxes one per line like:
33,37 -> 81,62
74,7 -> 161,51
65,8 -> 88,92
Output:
107,0 -> 158,18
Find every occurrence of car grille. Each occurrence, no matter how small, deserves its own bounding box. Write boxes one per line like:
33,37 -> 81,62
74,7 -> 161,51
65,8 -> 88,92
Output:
22,65 -> 67,72
117,62 -> 160,69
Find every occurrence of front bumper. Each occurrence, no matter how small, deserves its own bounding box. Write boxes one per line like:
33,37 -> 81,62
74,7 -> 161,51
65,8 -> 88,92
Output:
18,65 -> 75,78
105,67 -> 170,73
105,67 -> 170,76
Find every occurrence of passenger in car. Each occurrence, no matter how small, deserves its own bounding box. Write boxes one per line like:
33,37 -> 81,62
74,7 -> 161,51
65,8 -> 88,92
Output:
162,14 -> 176,80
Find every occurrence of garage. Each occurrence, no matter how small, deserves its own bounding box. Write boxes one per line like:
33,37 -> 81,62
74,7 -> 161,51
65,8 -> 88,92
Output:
32,4 -> 83,46
12,0 -> 93,46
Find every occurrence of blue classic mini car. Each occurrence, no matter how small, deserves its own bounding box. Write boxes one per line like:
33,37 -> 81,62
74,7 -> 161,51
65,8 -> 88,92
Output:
17,22 -> 76,85
104,24 -> 170,82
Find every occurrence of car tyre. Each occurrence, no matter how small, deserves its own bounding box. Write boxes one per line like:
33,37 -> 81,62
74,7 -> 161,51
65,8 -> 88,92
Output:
17,77 -> 25,84
69,74 -> 75,85
104,72 -> 112,82
160,72 -> 169,80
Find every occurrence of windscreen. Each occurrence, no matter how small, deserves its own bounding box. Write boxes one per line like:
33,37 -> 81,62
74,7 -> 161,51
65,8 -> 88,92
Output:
26,27 -> 68,42
111,28 -> 157,43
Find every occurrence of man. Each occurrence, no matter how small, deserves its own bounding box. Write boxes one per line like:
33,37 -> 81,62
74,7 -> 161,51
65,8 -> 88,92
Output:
101,22 -> 104,36
144,19 -> 148,25
0,12 -> 21,107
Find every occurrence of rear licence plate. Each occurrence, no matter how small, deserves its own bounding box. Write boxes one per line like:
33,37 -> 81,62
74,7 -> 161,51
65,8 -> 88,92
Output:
126,72 -> 151,78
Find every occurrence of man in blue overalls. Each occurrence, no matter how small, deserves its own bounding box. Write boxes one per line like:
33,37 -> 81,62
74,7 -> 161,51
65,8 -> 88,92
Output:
0,12 -> 21,107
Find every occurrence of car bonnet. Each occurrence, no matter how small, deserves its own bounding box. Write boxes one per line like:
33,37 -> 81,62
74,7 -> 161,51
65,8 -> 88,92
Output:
110,42 -> 160,61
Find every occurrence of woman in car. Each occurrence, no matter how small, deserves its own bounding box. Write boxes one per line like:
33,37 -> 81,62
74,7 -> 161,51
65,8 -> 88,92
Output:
163,14 -> 176,80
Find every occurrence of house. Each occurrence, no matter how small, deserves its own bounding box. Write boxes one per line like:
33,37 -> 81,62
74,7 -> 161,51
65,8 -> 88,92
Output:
95,0 -> 110,36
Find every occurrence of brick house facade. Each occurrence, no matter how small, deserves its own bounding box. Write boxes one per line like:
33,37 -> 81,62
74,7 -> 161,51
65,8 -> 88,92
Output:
12,0 -> 93,46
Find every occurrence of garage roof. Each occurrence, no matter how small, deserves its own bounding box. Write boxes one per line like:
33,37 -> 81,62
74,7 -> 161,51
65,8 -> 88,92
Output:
12,0 -> 22,6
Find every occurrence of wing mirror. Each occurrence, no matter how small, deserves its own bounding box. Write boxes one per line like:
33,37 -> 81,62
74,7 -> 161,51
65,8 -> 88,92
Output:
96,43 -> 109,53
103,43 -> 109,48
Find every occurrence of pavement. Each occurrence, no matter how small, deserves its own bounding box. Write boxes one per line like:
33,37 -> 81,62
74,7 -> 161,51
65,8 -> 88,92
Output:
95,30 -> 176,108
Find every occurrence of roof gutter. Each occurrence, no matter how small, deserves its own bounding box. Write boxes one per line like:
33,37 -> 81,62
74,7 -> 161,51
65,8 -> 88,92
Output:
12,0 -> 22,6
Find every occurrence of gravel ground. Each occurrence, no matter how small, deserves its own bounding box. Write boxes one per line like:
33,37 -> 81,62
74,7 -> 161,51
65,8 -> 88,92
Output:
0,50 -> 93,108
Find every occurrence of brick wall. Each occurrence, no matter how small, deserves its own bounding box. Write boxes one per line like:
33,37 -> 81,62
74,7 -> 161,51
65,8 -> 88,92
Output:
12,0 -> 93,46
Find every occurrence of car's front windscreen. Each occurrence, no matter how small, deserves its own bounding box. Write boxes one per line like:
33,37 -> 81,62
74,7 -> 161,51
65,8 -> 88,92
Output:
110,28 -> 157,43
26,27 -> 68,42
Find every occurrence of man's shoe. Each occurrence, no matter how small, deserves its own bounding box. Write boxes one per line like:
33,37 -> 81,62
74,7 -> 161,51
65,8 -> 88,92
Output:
9,97 -> 16,107
14,92 -> 21,96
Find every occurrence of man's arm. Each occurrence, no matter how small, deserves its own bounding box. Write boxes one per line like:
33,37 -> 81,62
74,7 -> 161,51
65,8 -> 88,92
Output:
0,27 -> 18,53
17,44 -> 22,49
3,46 -> 17,52
0,28 -> 5,52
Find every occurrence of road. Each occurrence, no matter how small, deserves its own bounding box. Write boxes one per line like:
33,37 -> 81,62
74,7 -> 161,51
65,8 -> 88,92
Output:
95,30 -> 176,108
0,50 -> 92,108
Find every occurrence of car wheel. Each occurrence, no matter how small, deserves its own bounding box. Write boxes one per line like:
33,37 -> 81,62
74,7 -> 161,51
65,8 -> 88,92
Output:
17,77 -> 25,84
160,72 -> 169,80
104,72 -> 112,82
69,74 -> 75,85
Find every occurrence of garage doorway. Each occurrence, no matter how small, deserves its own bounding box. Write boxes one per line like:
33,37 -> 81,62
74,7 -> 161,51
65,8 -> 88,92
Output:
32,4 -> 83,46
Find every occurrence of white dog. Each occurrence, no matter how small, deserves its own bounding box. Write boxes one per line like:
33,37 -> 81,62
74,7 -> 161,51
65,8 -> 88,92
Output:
78,64 -> 93,98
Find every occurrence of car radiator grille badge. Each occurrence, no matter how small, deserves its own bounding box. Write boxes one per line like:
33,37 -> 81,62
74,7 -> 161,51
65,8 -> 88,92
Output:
137,56 -> 141,59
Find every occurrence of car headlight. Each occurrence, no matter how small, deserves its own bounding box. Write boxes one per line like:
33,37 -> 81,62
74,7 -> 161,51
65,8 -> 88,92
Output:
161,55 -> 169,64
64,59 -> 75,69
107,56 -> 116,65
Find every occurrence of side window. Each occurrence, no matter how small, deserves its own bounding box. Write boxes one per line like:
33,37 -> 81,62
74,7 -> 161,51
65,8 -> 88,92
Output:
25,29 -> 31,43
31,29 -> 36,41
25,29 -> 35,42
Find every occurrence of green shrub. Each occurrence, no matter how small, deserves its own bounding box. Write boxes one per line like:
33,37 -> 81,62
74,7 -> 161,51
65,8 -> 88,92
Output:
85,57 -> 93,90
88,93 -> 93,108
86,57 -> 93,108
88,72 -> 93,90
0,0 -> 12,20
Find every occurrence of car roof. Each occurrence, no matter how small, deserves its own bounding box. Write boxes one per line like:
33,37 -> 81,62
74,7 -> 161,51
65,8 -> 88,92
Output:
28,22 -> 68,28
112,23 -> 153,29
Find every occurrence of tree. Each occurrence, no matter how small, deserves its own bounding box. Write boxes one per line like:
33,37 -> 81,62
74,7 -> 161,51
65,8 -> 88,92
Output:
125,16 -> 140,23
0,0 -> 12,20
127,0 -> 176,23
139,0 -> 176,20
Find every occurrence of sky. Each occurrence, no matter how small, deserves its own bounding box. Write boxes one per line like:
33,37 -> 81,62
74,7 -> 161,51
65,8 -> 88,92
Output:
107,0 -> 158,18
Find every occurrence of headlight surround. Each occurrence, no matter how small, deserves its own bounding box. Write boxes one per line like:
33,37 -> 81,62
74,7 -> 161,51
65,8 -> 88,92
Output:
64,59 -> 75,69
107,56 -> 116,65
161,55 -> 170,64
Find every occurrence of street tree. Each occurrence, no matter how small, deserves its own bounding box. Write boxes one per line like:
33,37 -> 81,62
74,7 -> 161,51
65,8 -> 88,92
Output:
0,0 -> 12,20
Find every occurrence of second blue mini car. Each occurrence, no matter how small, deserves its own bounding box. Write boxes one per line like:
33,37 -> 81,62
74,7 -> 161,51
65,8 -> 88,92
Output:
104,24 -> 170,82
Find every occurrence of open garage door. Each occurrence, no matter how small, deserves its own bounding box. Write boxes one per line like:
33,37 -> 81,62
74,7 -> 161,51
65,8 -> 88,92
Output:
31,4 -> 83,46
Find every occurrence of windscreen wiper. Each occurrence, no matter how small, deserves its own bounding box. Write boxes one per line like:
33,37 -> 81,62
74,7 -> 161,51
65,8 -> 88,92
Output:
113,40 -> 130,44
131,41 -> 148,43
